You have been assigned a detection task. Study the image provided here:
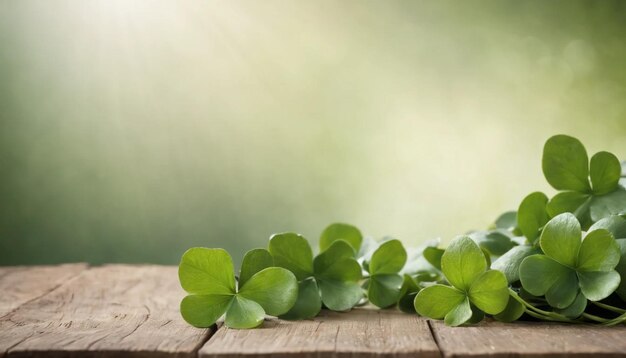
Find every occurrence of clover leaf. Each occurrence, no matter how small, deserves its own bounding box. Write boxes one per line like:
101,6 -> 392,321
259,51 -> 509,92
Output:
519,213 -> 621,308
414,236 -> 509,326
269,232 -> 363,320
362,239 -> 407,308
179,248 -> 298,329
590,215 -> 626,301
543,135 -> 625,229
319,223 -> 362,253
517,192 -> 549,243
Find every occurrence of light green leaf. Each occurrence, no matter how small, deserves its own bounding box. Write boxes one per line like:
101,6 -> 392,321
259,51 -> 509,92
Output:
493,295 -> 525,322
546,191 -> 591,220
444,297 -> 473,327
492,245 -> 538,283
369,239 -> 407,274
519,254 -> 572,297
414,284 -> 466,319
318,280 -> 363,311
314,240 -> 362,281
224,296 -> 265,329
441,236 -> 487,291
268,233 -> 314,281
180,294 -> 232,328
468,270 -> 509,314
577,270 -> 621,301
368,273 -> 403,308
544,269 -> 578,309
577,229 -> 620,272
590,151 -> 621,195
517,192 -> 549,242
280,278 -> 322,320
239,248 -> 273,287
179,248 -> 236,295
556,291 -> 587,319
319,223 -> 362,253
542,134 -> 590,192
539,213 -> 581,268
615,239 -> 626,301
238,267 -> 298,316
590,189 -> 626,222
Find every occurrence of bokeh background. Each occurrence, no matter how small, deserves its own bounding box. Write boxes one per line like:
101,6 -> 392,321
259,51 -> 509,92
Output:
1,0 -> 625,266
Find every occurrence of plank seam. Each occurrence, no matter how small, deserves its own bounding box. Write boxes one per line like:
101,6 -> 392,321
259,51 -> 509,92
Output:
192,324 -> 219,358
426,319 -> 444,358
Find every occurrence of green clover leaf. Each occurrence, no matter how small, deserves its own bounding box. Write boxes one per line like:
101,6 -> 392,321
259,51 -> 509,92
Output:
414,236 -> 509,326
519,213 -> 621,308
468,230 -> 517,257
517,192 -> 549,243
397,274 -> 421,313
319,223 -> 363,253
179,248 -> 298,329
363,239 -> 407,308
590,216 -> 626,301
542,135 -> 625,229
269,233 -> 363,320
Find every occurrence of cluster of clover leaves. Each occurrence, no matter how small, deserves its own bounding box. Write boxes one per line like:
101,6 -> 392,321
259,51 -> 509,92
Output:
179,134 -> 626,329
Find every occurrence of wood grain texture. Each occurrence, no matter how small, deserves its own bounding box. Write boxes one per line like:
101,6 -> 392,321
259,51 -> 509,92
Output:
0,264 -> 87,317
0,265 -> 212,358
430,319 -> 626,357
200,308 -> 441,358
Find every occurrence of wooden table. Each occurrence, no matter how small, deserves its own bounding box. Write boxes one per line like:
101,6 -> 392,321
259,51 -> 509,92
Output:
1,264 -> 626,357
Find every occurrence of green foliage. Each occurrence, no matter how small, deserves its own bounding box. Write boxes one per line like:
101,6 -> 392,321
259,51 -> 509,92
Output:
178,135 -> 626,329
414,236 -> 509,326
179,248 -> 297,328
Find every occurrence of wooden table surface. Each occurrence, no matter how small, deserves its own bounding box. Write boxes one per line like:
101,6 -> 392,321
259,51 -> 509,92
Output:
1,264 -> 626,357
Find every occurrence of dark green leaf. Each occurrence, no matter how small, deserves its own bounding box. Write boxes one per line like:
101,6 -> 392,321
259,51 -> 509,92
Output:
314,240 -> 362,282
491,245 -> 539,283
423,247 -> 444,271
577,270 -> 621,301
444,297 -> 473,327
369,239 -> 407,274
556,291 -> 587,318
518,192 -> 549,242
398,274 -> 420,313
590,151 -> 621,195
546,191 -> 591,221
589,216 -> 626,239
542,134 -> 590,192
368,273 -> 403,308
495,211 -> 517,230
590,189 -> 626,222
614,239 -> 626,301
318,280 -> 363,311
493,295 -> 525,322
577,229 -> 620,272
280,278 -> 322,320
224,296 -> 265,329
519,255 -> 572,299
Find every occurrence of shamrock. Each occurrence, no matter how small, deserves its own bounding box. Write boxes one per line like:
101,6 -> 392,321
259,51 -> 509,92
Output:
586,215 -> 626,301
319,222 -> 363,253
178,247 -> 297,329
268,232 -> 363,320
543,134 -> 626,229
362,239 -> 407,308
414,236 -> 509,326
519,213 -> 621,309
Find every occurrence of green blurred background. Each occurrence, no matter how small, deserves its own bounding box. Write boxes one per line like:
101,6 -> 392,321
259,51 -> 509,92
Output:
1,0 -> 625,266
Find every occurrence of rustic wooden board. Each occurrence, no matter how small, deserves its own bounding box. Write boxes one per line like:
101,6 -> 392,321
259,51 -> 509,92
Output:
0,264 -> 87,317
0,265 -> 212,358
430,319 -> 626,357
200,308 -> 441,358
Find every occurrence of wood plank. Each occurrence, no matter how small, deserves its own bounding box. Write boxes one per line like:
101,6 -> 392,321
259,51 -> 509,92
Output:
0,264 -> 87,317
0,265 -> 212,358
430,319 -> 626,357
200,308 -> 441,358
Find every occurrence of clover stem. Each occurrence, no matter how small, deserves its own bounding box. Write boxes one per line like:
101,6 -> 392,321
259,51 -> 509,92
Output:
601,312 -> 626,326
507,288 -> 576,323
581,313 -> 609,323
591,301 -> 626,314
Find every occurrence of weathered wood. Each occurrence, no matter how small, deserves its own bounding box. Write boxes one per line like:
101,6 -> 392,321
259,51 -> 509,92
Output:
200,308 -> 441,358
430,319 -> 626,357
0,264 -> 87,317
0,265 -> 212,358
